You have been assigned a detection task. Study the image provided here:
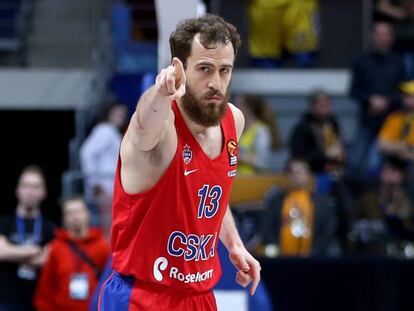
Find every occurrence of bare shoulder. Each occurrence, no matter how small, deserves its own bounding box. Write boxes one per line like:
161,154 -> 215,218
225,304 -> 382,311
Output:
229,103 -> 245,140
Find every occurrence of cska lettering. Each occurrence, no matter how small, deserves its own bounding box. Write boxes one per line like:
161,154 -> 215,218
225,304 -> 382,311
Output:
167,231 -> 217,261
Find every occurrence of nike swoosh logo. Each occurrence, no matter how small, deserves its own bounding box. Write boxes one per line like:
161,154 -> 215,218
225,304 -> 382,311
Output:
184,169 -> 198,176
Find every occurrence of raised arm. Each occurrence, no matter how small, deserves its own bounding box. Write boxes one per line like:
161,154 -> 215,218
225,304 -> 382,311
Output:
127,57 -> 186,151
120,58 -> 187,194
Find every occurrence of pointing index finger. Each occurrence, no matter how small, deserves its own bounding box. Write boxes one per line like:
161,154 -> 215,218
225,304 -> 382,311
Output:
172,57 -> 186,87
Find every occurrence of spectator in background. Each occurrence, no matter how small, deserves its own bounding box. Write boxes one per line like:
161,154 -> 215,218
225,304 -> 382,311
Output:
34,197 -> 110,311
378,80 -> 414,161
0,165 -> 55,311
236,95 -> 282,174
261,159 -> 340,258
375,0 -> 414,78
349,158 -> 414,257
247,0 -> 320,68
378,80 -> 414,197
80,101 -> 128,238
289,90 -> 352,252
348,21 -> 406,181
289,90 -> 346,175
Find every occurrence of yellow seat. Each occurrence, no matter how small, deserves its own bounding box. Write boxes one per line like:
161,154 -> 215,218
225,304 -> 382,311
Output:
230,174 -> 287,206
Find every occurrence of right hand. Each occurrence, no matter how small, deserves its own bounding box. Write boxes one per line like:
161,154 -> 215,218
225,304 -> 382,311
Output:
156,57 -> 186,101
22,244 -> 42,259
27,245 -> 49,267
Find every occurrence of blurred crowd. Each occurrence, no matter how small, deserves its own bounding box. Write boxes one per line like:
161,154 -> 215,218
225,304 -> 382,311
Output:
0,166 -> 110,311
236,16 -> 414,261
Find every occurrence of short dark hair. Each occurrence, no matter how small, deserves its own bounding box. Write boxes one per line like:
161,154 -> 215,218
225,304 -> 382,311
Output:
285,158 -> 311,173
60,195 -> 87,209
309,89 -> 329,105
169,14 -> 241,67
99,100 -> 127,122
19,165 -> 46,186
243,95 -> 267,119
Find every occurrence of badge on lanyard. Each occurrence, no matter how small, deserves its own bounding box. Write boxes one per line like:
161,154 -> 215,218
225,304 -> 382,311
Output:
17,264 -> 37,280
16,216 -> 42,280
69,273 -> 89,300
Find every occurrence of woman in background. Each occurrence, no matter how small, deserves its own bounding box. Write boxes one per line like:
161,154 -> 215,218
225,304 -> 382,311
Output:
236,95 -> 282,174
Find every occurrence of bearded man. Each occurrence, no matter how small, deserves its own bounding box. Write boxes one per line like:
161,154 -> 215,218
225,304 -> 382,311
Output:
98,14 -> 261,311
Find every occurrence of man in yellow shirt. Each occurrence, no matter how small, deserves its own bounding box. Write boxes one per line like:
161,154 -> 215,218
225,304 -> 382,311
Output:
261,159 -> 340,258
379,80 -> 414,199
378,80 -> 414,162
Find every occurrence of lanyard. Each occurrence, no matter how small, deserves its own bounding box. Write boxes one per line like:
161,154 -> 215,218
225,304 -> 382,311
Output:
16,215 -> 42,244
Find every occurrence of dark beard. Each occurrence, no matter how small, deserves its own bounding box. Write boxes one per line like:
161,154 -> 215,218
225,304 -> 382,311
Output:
181,85 -> 230,127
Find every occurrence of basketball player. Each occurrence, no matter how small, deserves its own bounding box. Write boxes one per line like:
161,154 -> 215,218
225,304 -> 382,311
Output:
98,14 -> 261,310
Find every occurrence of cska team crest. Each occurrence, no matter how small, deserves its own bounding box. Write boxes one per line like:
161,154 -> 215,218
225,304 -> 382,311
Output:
182,144 -> 193,165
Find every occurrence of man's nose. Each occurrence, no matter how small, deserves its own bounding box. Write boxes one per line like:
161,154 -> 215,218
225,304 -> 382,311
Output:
207,71 -> 221,91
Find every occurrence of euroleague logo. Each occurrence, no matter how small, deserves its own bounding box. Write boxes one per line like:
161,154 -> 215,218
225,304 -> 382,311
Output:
227,139 -> 238,166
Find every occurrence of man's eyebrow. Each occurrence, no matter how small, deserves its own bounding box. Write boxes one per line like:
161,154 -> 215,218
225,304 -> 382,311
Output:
195,61 -> 233,68
196,61 -> 214,66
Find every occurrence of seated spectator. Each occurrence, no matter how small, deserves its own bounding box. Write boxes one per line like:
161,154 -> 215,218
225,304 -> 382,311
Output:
80,101 -> 128,238
349,158 -> 414,257
247,0 -> 320,68
261,159 -> 340,258
289,90 -> 352,252
0,165 -> 55,311
236,95 -> 282,174
289,89 -> 346,175
34,196 -> 110,311
378,80 -> 414,197
378,80 -> 414,162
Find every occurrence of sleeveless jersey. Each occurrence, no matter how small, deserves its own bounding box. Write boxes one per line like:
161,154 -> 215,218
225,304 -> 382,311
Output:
111,101 -> 238,293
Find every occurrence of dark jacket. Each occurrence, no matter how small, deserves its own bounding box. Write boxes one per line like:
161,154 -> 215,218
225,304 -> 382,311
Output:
350,50 -> 406,130
261,187 -> 340,257
289,112 -> 341,173
0,215 -> 55,310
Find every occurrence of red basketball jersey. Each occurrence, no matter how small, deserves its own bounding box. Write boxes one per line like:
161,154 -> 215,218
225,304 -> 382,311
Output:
111,101 -> 238,293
